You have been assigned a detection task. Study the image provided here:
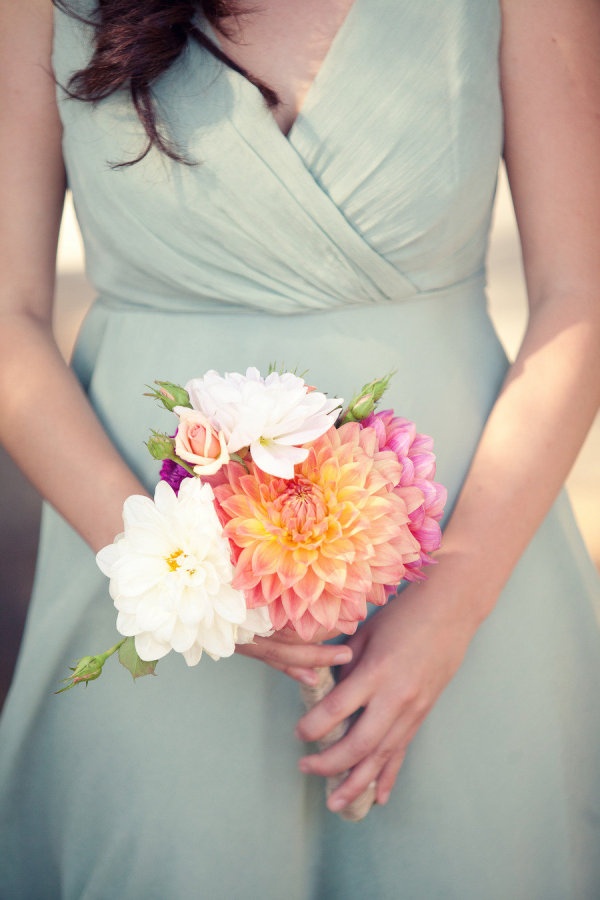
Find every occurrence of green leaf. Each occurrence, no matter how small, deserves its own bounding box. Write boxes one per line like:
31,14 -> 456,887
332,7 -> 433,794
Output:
118,637 -> 158,681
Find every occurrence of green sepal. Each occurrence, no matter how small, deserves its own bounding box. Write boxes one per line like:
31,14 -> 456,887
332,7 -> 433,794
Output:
118,636 -> 158,681
267,362 -> 309,379
339,372 -> 395,424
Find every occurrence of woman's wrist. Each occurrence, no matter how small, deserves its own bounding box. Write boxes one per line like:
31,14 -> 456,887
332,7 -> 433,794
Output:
408,545 -> 503,638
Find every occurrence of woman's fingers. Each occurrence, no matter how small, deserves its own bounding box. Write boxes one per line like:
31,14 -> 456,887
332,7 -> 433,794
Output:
298,695 -> 397,776
236,635 -> 352,672
295,667 -> 369,744
374,742 -> 409,806
317,711 -> 419,812
326,729 -> 408,812
296,661 -> 432,809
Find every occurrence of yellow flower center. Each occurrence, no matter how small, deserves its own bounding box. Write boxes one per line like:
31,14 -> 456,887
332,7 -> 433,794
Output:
165,549 -> 185,572
165,548 -> 197,576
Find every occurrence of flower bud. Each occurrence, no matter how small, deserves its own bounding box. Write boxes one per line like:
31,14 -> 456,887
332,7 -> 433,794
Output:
56,640 -> 127,693
146,431 -> 176,461
56,655 -> 105,693
341,373 -> 394,423
145,381 -> 191,412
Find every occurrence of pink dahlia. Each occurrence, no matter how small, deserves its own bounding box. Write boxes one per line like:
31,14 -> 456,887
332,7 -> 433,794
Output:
212,422 -> 422,641
361,410 -> 447,580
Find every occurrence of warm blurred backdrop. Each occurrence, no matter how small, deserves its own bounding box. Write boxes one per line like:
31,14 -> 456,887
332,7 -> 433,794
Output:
1,167 -> 598,706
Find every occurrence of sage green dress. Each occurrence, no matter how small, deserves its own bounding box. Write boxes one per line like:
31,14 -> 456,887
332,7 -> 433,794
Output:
1,1 -> 599,897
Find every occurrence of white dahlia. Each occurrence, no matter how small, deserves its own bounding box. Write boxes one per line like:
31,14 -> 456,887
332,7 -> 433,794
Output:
184,367 -> 343,479
96,478 -> 272,666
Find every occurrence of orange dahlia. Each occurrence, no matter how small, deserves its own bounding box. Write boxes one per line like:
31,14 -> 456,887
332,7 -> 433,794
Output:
212,422 -> 422,641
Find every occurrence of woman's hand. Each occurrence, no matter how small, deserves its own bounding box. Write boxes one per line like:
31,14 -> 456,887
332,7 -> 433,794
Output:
235,628 -> 352,686
293,582 -> 477,811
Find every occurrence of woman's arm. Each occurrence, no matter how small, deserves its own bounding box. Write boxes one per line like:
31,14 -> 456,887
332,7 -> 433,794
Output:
294,0 -> 600,812
0,0 -> 147,552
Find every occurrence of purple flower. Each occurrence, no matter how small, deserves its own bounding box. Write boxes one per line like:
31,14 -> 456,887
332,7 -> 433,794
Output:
159,458 -> 193,495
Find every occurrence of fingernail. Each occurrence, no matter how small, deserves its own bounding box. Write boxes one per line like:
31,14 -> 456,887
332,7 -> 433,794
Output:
332,649 -> 352,665
300,670 -> 318,686
328,795 -> 347,812
378,789 -> 390,806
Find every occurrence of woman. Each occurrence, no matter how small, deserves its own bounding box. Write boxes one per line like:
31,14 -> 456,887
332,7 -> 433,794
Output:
0,0 -> 599,896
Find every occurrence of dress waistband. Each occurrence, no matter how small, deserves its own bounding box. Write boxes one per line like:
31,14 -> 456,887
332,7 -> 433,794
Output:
91,271 -> 487,318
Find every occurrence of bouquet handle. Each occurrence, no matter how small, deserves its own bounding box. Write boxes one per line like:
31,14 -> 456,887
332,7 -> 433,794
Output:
300,666 -> 376,822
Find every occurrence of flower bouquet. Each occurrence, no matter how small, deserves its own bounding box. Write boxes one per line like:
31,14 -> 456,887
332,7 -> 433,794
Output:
60,367 -> 446,820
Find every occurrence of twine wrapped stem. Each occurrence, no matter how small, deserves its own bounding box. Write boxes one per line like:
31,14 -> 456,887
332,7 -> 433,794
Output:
300,666 -> 376,822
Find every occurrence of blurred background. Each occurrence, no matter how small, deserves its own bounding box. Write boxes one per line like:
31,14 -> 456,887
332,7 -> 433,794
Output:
1,167 -> 598,708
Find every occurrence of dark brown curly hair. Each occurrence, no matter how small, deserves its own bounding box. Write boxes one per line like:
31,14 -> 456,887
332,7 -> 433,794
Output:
53,1 -> 277,164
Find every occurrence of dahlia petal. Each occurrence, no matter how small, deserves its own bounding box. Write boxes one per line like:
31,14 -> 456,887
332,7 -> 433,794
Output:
170,620 -> 198,654
338,592 -> 368,623
403,564 -> 428,582
320,539 -> 356,561
333,618 -> 360,636
258,572 -> 283,603
275,551 -> 308,591
370,563 -> 408,584
280,589 -> 311,621
310,555 -> 347,591
293,567 -> 326,603
213,584 -> 248,623
115,611 -> 139,636
424,482 -> 447,517
182,644 -> 203,666
251,541 -> 281,577
269,598 -> 292,631
124,523 -> 177,557
198,617 -> 237,660
307,592 -> 342,632
293,610 -> 325,642
370,540 -> 415,567
136,602 -> 172,633
395,484 -> 427,515
412,519 -> 443,552
135,632 -> 171,662
235,606 -> 273,643
232,546 -> 262,589
122,493 -> 165,530
372,454 -> 403,487
343,561 -> 373,593
365,583 -> 388,606
95,543 -> 120,578
110,556 -> 167,597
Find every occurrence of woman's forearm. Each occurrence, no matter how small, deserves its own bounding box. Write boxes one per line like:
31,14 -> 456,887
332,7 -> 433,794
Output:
0,310 -> 146,552
430,289 -> 600,625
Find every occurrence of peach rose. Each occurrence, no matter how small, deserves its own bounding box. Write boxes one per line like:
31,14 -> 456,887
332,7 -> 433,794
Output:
174,408 -> 229,476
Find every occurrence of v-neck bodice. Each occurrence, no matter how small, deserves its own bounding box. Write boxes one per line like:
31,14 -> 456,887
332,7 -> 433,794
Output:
53,0 -> 502,315
203,0 -> 361,139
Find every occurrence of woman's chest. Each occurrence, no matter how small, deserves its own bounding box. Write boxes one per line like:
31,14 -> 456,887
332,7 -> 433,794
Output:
215,0 -> 356,134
